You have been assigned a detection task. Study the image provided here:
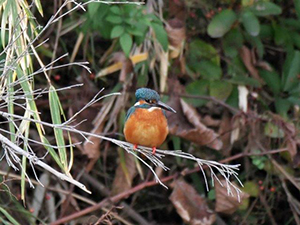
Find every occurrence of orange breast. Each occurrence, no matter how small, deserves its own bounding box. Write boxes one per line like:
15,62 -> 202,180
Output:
124,108 -> 168,147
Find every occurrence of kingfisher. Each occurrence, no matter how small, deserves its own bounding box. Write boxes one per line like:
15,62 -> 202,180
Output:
124,88 -> 176,154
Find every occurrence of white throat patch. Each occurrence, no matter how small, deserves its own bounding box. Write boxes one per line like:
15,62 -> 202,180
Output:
148,107 -> 160,112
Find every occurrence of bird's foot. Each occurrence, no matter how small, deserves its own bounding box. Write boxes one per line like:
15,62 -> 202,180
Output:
133,144 -> 138,151
152,147 -> 156,155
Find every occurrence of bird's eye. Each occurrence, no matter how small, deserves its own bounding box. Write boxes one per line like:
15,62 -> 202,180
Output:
145,99 -> 155,104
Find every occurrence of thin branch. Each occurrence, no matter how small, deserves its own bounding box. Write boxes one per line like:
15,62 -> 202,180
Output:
0,133 -> 91,194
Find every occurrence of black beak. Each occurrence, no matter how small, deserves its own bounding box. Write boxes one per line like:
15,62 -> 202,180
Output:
156,101 -> 176,113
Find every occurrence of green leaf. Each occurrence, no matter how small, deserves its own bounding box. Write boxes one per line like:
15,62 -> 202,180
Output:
111,25 -> 124,38
242,0 -> 253,7
208,189 -> 215,200
0,207 -> 20,225
223,28 -> 244,58
281,18 -> 300,30
1,0 -> 10,48
253,36 -> 264,59
259,69 -> 281,95
88,2 -> 100,18
185,80 -> 209,107
126,27 -> 144,36
294,0 -> 300,19
250,2 -> 282,17
198,60 -> 222,80
229,76 -> 261,87
275,97 -> 291,117
110,6 -> 121,15
16,66 -> 44,138
106,15 -> 122,24
123,4 -> 136,14
209,80 -> 233,100
244,33 -> 264,58
241,10 -> 260,36
49,85 -> 67,171
120,33 -> 132,57
291,31 -> 300,49
34,0 -> 43,16
243,181 -> 259,197
42,136 -> 64,170
226,86 -> 239,108
282,50 -> 300,91
207,9 -> 237,38
274,25 -> 288,46
288,96 -> 300,106
264,122 -> 284,138
259,24 -> 274,39
151,22 -> 168,51
189,40 -> 220,65
251,154 -> 267,170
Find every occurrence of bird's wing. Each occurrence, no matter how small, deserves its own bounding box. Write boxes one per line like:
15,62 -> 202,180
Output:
125,106 -> 136,122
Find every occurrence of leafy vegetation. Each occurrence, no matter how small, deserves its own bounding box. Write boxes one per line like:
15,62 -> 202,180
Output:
0,0 -> 299,224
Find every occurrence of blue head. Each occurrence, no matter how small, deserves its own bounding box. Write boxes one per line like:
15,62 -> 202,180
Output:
125,88 -> 176,122
135,88 -> 160,103
134,88 -> 176,113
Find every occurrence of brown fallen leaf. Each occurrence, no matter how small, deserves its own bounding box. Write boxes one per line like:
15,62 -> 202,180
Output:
111,151 -> 137,196
230,116 -> 242,145
83,97 -> 116,172
170,179 -> 216,225
239,46 -> 264,84
96,52 -> 148,78
287,138 -> 297,160
256,60 -> 273,71
271,114 -> 298,159
218,111 -> 233,156
109,52 -> 133,82
215,179 -> 249,214
167,92 -> 223,150
166,18 -> 186,59
168,0 -> 186,21
202,115 -> 221,127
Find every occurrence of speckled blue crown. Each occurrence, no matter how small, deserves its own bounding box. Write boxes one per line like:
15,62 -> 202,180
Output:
135,88 -> 160,101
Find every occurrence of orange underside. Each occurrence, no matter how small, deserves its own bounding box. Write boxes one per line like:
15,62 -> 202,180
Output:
124,108 -> 168,148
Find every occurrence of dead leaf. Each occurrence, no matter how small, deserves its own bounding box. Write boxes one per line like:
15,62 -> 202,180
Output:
239,46 -> 264,84
256,61 -> 273,71
96,52 -> 148,78
292,150 -> 300,168
238,85 -> 249,112
218,111 -> 232,156
230,116 -> 241,145
159,49 -> 169,93
109,52 -> 133,82
202,115 -> 221,127
83,96 -> 116,172
215,179 -> 249,214
111,151 -> 137,196
170,180 -> 216,225
166,18 -> 186,59
168,0 -> 187,21
167,94 -> 222,150
287,139 -> 297,159
271,114 -> 299,159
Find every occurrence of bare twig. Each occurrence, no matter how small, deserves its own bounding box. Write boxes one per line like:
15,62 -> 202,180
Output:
0,133 -> 91,193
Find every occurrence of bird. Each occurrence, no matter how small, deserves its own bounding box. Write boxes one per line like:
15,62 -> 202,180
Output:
124,88 -> 176,155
